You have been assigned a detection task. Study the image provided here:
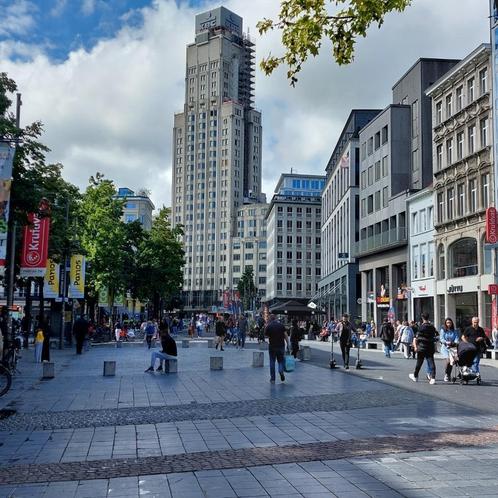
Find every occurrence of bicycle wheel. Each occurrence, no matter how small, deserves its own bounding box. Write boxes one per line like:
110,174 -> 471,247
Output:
0,365 -> 12,397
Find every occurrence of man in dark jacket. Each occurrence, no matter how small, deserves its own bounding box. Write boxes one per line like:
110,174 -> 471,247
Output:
73,315 -> 89,355
145,322 -> 177,372
379,318 -> 394,358
409,312 -> 439,384
215,316 -> 226,351
265,314 -> 290,383
464,316 -> 490,376
336,314 -> 354,369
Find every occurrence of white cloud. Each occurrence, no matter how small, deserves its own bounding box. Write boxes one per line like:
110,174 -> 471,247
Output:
1,0 -> 491,208
0,0 -> 36,37
50,0 -> 67,17
81,0 -> 96,16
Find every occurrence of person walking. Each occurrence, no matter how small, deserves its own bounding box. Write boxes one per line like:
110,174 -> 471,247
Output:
145,322 -> 177,372
265,314 -> 290,383
379,318 -> 395,357
439,317 -> 459,382
336,313 -> 354,369
34,328 -> 44,363
73,315 -> 89,355
215,315 -> 226,351
115,320 -> 122,343
400,320 -> 414,359
463,316 -> 490,377
145,321 -> 155,349
409,312 -> 439,384
492,325 -> 498,350
290,319 -> 302,358
238,314 -> 248,350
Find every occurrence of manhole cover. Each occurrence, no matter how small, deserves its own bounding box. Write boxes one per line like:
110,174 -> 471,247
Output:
0,409 -> 16,420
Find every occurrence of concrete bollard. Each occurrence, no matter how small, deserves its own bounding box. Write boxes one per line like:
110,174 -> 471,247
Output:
103,361 -> 116,376
42,362 -> 55,379
164,359 -> 178,373
367,342 -> 378,350
182,339 -> 189,349
258,342 -> 268,351
210,356 -> 223,370
252,351 -> 264,367
116,341 -> 122,348
207,339 -> 215,348
298,346 -> 311,361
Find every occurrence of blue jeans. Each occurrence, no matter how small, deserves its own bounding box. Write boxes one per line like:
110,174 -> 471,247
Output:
150,351 -> 176,368
238,332 -> 246,348
471,353 -> 481,374
269,346 -> 285,380
382,341 -> 391,357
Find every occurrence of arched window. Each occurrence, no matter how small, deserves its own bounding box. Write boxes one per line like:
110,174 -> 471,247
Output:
482,235 -> 493,274
449,238 -> 478,278
437,244 -> 445,280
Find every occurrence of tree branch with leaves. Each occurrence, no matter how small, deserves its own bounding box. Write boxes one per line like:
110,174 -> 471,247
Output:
257,0 -> 411,85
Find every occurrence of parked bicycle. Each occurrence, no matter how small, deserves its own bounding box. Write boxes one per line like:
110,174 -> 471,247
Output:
0,336 -> 21,397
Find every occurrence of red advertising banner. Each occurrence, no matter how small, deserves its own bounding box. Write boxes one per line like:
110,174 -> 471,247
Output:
486,207 -> 498,243
20,213 -> 50,277
492,296 -> 498,330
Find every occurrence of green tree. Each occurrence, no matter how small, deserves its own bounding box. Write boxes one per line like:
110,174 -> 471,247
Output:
237,267 -> 257,312
258,0 -> 411,85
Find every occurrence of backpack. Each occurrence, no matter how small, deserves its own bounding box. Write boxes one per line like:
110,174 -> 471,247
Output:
146,324 -> 155,336
401,326 -> 413,344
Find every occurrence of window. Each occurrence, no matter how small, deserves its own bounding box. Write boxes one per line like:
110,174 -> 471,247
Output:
445,94 -> 452,118
467,78 -> 475,103
480,67 -> 488,95
413,245 -> 419,279
428,242 -> 435,277
374,190 -> 380,211
361,171 -> 366,189
412,212 -> 418,235
456,86 -> 463,112
382,187 -> 388,208
375,161 -> 381,181
482,173 -> 490,208
436,144 -> 443,170
449,238 -> 478,277
367,195 -> 373,214
468,125 -> 475,154
435,101 -> 442,125
457,183 -> 465,216
456,131 -> 464,160
412,100 -> 419,137
437,244 -> 445,279
447,187 -> 454,219
420,243 -> 427,278
437,192 -> 444,222
361,198 -> 366,217
446,138 -> 453,165
374,131 -> 380,150
368,137 -> 373,155
381,125 -> 388,144
480,117 -> 488,147
382,156 -> 388,177
367,166 -> 373,185
483,235 -> 493,274
469,178 -> 477,212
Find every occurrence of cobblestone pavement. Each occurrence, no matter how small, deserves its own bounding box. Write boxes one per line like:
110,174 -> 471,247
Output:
2,342 -> 498,497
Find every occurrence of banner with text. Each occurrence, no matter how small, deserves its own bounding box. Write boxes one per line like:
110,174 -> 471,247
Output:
0,179 -> 12,269
0,144 -> 15,179
44,259 -> 60,298
20,213 -> 50,277
68,254 -> 85,299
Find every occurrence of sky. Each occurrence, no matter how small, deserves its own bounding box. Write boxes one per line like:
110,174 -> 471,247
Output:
0,0 -> 492,209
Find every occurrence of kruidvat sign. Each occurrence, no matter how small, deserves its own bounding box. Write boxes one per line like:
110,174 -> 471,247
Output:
20,213 -> 50,277
195,7 -> 242,36
486,207 -> 498,243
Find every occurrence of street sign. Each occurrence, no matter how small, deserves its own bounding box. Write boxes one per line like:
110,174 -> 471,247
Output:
357,298 -> 362,304
489,284 -> 498,295
486,207 -> 498,243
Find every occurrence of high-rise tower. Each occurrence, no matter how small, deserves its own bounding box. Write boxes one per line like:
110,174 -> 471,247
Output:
172,7 -> 263,310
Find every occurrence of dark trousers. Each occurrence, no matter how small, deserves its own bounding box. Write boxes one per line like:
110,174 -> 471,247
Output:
340,341 -> 350,367
146,336 -> 153,349
414,350 -> 435,379
269,346 -> 285,380
76,336 -> 84,354
291,341 -> 299,358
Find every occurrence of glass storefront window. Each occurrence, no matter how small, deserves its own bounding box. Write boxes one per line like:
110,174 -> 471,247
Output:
482,236 -> 493,274
449,238 -> 477,278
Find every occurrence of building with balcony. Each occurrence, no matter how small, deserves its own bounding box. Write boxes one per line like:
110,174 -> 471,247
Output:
407,187 -> 435,322
265,174 -> 325,307
117,187 -> 155,230
317,109 -> 380,320
426,44 -> 494,330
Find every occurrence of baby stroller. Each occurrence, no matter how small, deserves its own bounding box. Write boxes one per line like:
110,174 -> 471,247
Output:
449,344 -> 481,385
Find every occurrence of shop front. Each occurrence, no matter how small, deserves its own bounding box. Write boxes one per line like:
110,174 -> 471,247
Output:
410,279 -> 435,323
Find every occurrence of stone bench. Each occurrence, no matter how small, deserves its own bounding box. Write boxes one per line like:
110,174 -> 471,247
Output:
161,358 -> 178,373
210,356 -> 223,370
42,362 -> 55,379
103,361 -> 116,376
297,346 -> 311,361
252,351 -> 264,367
182,339 -> 189,348
367,342 -> 378,350
258,342 -> 268,351
485,349 -> 498,360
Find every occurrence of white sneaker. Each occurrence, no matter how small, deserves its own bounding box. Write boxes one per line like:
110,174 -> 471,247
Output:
409,374 -> 418,382
429,378 -> 436,385
444,375 -> 449,382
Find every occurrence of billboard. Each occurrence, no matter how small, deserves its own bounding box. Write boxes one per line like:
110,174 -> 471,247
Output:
68,254 -> 85,299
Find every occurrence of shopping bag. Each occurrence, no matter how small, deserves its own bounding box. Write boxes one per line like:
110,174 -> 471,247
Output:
284,354 -> 295,372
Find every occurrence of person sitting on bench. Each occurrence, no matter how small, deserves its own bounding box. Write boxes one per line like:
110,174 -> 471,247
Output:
145,322 -> 177,372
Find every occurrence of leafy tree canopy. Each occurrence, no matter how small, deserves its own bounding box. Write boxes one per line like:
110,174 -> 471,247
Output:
258,0 -> 411,85
237,266 -> 257,311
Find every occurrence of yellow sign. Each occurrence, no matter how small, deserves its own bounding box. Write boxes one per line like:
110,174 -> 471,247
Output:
44,259 -> 60,298
69,254 -> 85,299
